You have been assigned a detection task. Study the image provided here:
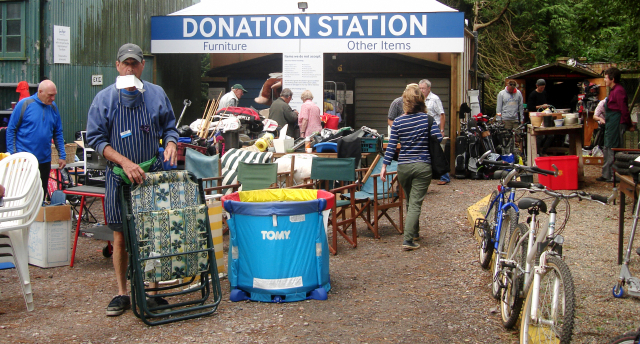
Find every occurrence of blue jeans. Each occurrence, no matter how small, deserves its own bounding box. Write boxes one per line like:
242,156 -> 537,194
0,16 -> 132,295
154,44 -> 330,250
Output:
440,173 -> 450,182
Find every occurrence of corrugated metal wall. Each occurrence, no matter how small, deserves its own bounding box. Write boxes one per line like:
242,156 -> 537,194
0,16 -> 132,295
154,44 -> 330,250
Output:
354,78 -> 450,136
1,0 -> 200,143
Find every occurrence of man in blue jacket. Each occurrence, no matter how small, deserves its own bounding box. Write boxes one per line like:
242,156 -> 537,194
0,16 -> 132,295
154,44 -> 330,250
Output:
86,43 -> 178,317
6,80 -> 66,198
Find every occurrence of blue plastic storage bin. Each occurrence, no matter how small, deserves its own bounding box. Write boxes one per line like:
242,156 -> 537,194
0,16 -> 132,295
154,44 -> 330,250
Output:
314,142 -> 338,153
222,189 -> 334,302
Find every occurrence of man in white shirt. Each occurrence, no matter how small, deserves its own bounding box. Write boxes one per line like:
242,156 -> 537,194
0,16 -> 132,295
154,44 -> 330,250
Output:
419,79 -> 449,185
218,84 -> 248,109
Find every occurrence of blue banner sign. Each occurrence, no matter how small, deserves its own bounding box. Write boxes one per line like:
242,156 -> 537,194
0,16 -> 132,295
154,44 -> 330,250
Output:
151,12 -> 464,53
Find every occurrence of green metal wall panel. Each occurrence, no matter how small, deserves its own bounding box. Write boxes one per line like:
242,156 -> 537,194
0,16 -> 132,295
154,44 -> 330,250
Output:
1,0 -> 201,144
0,0 -> 42,109
47,57 -> 154,142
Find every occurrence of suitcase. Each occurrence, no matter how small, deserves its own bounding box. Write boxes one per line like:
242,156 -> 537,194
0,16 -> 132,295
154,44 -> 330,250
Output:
454,136 -> 469,178
0,128 -> 6,153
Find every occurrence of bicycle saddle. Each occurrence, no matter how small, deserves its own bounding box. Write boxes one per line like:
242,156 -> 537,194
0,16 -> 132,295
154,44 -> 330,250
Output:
518,197 -> 547,213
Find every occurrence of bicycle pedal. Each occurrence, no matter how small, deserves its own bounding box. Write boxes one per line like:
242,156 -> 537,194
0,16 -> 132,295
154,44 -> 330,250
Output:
501,262 -> 516,269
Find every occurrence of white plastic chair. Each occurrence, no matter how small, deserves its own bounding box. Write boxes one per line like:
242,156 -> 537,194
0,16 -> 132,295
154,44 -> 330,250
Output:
0,152 -> 43,311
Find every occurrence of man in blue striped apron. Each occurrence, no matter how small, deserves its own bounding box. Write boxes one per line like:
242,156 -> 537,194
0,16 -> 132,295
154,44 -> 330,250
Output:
86,43 -> 178,317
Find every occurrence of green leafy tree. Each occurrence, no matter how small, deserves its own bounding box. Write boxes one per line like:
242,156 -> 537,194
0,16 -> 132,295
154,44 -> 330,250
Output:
438,0 -> 639,112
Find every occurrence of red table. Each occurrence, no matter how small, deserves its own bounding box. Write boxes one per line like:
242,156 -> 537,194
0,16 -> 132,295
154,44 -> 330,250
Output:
63,186 -> 108,267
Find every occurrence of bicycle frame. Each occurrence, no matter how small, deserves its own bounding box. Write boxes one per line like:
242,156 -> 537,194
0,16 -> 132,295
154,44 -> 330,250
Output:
486,186 -> 520,251
508,197 -> 560,298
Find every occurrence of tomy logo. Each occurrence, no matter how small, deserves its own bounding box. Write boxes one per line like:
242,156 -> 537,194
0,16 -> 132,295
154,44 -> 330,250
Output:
261,231 -> 291,240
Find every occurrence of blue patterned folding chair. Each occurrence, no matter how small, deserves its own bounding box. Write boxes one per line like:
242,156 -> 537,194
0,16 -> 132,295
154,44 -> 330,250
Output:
120,170 -> 221,326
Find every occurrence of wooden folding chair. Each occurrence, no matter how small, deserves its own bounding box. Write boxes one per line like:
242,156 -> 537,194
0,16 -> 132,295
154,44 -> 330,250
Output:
351,157 -> 404,239
237,161 -> 279,191
306,157 -> 359,255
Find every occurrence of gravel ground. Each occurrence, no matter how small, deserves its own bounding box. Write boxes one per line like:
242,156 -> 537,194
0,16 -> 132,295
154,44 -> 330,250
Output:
1,165 -> 640,343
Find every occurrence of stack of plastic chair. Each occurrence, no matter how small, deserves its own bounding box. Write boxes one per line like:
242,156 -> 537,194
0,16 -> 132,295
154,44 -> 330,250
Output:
120,170 -> 222,326
0,152 -> 44,311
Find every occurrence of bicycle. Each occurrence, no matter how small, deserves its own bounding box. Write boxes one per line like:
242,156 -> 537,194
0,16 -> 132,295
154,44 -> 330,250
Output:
494,180 -> 611,343
608,327 -> 640,344
475,151 -> 556,300
493,121 -> 527,164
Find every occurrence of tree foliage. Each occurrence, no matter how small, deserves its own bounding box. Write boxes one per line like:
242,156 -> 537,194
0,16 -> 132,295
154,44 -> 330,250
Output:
439,0 -> 640,112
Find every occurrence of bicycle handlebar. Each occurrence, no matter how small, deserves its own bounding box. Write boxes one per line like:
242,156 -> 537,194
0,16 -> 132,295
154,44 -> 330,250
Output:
519,185 -> 614,205
481,159 -> 509,167
529,166 -> 557,176
506,181 -> 545,189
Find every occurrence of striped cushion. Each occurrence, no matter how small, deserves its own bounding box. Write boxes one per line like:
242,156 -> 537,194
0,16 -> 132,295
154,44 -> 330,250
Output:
220,148 -> 273,193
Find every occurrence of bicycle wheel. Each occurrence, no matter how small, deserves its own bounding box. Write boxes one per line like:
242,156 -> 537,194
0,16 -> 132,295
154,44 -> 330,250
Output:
479,190 -> 499,269
607,331 -> 640,344
520,255 -> 575,344
501,223 -> 528,329
492,207 -> 518,300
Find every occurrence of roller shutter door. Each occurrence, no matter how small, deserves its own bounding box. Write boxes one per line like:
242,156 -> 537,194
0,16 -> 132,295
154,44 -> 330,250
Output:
354,78 -> 450,136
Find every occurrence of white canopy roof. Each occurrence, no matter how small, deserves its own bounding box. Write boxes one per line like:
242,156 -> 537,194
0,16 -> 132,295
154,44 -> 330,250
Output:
170,0 -> 457,16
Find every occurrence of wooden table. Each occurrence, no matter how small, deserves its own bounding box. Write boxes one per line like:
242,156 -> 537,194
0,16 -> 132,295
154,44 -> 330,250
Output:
526,124 -> 584,183
271,152 -> 372,159
616,172 -> 639,265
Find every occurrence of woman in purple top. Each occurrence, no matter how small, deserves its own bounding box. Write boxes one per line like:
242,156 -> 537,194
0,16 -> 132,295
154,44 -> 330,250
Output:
298,90 -> 323,137
598,67 -> 632,182
381,84 -> 442,251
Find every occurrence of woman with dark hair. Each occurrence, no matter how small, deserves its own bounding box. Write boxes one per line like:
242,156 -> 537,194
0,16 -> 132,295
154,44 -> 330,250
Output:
381,84 -> 442,251
598,67 -> 632,182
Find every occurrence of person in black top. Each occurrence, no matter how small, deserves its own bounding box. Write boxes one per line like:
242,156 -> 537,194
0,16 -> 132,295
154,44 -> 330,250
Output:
528,79 -> 553,156
527,79 -> 549,112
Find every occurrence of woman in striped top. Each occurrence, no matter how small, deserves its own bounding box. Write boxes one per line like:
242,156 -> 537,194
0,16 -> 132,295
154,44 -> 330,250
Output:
381,83 -> 442,251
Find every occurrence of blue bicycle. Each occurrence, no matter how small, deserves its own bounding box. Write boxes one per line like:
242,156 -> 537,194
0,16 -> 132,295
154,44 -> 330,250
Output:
475,151 -> 557,300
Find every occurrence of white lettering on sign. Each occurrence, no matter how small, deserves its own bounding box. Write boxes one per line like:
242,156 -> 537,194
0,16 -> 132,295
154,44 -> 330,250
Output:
174,14 -> 433,39
261,230 -> 291,240
150,12 -> 465,54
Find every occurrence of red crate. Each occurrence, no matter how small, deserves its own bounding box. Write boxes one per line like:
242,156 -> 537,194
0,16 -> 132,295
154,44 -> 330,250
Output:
535,155 -> 578,190
176,142 -> 207,163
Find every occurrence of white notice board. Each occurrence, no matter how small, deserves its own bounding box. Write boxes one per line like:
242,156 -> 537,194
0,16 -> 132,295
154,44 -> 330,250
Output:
282,53 -> 324,112
53,25 -> 71,64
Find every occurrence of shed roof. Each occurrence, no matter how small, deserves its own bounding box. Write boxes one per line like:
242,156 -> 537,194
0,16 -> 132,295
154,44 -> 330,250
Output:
170,0 -> 457,16
507,62 -> 601,79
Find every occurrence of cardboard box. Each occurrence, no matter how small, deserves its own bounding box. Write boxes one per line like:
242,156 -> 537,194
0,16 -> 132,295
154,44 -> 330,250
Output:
273,139 -> 294,153
28,205 -> 72,268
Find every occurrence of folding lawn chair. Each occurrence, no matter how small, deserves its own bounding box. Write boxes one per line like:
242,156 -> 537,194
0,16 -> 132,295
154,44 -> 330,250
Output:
120,170 -> 222,326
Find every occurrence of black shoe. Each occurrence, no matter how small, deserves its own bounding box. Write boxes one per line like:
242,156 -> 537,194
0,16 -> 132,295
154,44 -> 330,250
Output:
146,296 -> 170,313
596,177 -> 608,182
402,240 -> 420,251
106,295 -> 131,316
146,296 -> 169,308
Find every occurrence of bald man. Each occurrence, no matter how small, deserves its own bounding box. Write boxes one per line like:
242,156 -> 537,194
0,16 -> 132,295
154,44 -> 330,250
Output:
7,80 -> 66,198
